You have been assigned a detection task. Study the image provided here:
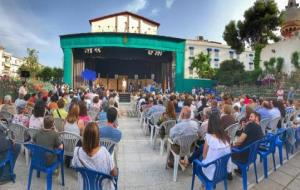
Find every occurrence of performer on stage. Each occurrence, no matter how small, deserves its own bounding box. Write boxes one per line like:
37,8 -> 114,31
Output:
122,78 -> 127,93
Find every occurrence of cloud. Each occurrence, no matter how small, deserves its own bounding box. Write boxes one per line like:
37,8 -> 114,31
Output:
150,8 -> 159,16
0,1 -> 61,67
275,0 -> 287,11
166,0 -> 175,9
125,0 -> 148,13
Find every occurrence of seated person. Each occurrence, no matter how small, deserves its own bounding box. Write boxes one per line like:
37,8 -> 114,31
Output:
256,101 -> 271,120
220,104 -> 236,130
29,100 -> 45,129
0,125 -> 20,184
99,108 -> 122,153
180,114 -> 232,182
52,98 -> 68,120
148,100 -> 166,116
167,106 -> 199,167
0,95 -> 16,115
232,112 -> 264,174
12,101 -> 30,128
72,122 -> 118,190
33,116 -> 63,165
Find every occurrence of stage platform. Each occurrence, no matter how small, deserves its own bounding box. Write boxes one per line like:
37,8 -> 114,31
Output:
119,93 -> 131,103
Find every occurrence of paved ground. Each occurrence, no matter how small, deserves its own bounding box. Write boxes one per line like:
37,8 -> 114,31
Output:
2,105 -> 300,190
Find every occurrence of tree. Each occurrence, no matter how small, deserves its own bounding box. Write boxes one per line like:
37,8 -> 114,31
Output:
37,67 -> 53,81
214,59 -> 245,86
52,67 -> 64,83
276,57 -> 284,73
190,52 -> 215,79
20,48 -> 41,78
291,51 -> 300,69
223,21 -> 244,53
223,0 -> 282,51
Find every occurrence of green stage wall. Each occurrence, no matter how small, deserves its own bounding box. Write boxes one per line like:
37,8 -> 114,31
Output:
60,32 -> 213,92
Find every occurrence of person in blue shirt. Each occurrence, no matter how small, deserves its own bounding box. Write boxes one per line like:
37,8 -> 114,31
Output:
256,101 -> 272,120
148,100 -> 166,116
99,107 -> 122,153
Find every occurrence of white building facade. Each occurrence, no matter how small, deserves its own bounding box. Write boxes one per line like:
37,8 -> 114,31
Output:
0,46 -> 24,78
89,11 -> 159,35
185,39 -> 255,79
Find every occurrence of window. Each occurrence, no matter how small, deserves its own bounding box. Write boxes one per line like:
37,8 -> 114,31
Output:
189,58 -> 193,75
189,46 -> 194,56
214,58 -> 219,68
229,50 -> 234,59
207,48 -> 212,55
214,49 -> 220,57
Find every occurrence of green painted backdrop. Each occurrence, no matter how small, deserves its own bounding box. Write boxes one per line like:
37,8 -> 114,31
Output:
60,32 -> 214,92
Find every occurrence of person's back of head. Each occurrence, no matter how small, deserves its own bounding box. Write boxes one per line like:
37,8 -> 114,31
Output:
83,122 -> 99,156
207,113 -> 229,144
33,100 -> 46,118
180,106 -> 191,120
44,115 -> 54,130
107,107 -> 117,123
93,96 -> 99,104
4,95 -> 12,104
79,101 -> 88,117
57,98 -> 65,109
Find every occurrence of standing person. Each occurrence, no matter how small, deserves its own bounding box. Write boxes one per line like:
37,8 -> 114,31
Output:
287,87 -> 295,101
18,81 -> 27,96
276,86 -> 284,101
72,122 -> 118,190
122,78 -> 127,93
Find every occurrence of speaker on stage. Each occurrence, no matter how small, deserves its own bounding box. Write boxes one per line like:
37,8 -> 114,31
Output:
20,71 -> 30,78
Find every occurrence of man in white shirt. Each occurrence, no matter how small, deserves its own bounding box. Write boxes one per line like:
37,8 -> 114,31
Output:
18,82 -> 27,96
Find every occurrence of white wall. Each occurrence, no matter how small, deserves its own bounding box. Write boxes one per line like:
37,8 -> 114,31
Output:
185,40 -> 254,79
260,33 -> 300,74
91,13 -> 158,35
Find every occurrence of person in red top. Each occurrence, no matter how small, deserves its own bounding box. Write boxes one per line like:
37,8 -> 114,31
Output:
244,95 -> 251,105
27,94 -> 36,107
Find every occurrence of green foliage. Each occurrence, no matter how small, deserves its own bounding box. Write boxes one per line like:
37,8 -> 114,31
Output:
215,59 -> 245,86
223,0 -> 281,51
223,21 -> 244,53
291,51 -> 300,69
191,52 -> 215,79
52,67 -> 64,82
276,57 -> 284,73
254,44 -> 265,70
37,67 -> 53,81
20,48 -> 41,78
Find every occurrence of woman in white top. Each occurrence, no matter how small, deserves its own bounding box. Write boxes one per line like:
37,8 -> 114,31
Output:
202,113 -> 232,180
64,104 -> 82,135
29,100 -> 45,129
72,122 -> 118,190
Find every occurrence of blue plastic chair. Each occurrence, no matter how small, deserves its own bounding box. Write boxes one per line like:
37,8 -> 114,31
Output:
274,128 -> 289,164
295,127 -> 300,149
258,134 -> 277,178
74,167 -> 118,190
0,145 -> 16,183
191,154 -> 231,190
232,141 -> 260,190
24,144 -> 64,190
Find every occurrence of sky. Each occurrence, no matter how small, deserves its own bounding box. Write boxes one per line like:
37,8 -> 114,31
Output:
0,0 -> 288,68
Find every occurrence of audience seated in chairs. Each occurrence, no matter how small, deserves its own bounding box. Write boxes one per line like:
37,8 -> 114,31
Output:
220,104 -> 236,130
232,112 -> 264,175
12,101 -> 29,128
64,104 -> 82,136
167,106 -> 199,168
1,95 -> 16,115
33,116 -> 63,165
29,100 -> 46,129
72,122 -> 118,190
99,107 -> 122,153
53,98 -> 68,120
0,125 -> 20,185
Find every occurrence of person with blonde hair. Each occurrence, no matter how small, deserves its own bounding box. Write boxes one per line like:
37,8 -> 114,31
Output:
72,122 -> 118,190
220,104 -> 236,130
64,104 -> 83,135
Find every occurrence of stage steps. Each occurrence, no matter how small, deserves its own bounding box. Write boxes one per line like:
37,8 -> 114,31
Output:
119,93 -> 131,103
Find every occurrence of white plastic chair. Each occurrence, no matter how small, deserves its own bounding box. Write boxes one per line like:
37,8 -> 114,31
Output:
152,120 -> 176,154
260,118 -> 271,135
0,111 -> 14,123
149,112 -> 164,142
268,116 -> 281,133
165,134 -> 199,182
54,118 -> 65,132
25,128 -> 40,165
100,138 -> 118,167
225,123 -> 240,143
59,132 -> 81,157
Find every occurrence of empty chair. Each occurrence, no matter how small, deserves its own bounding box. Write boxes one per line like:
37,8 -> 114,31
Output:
0,111 -> 14,123
258,134 -> 277,178
191,154 -> 231,190
74,167 -> 118,190
25,144 -> 64,190
166,134 -> 198,182
225,123 -> 240,143
54,118 -> 65,132
231,140 -> 260,190
59,132 -> 81,157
